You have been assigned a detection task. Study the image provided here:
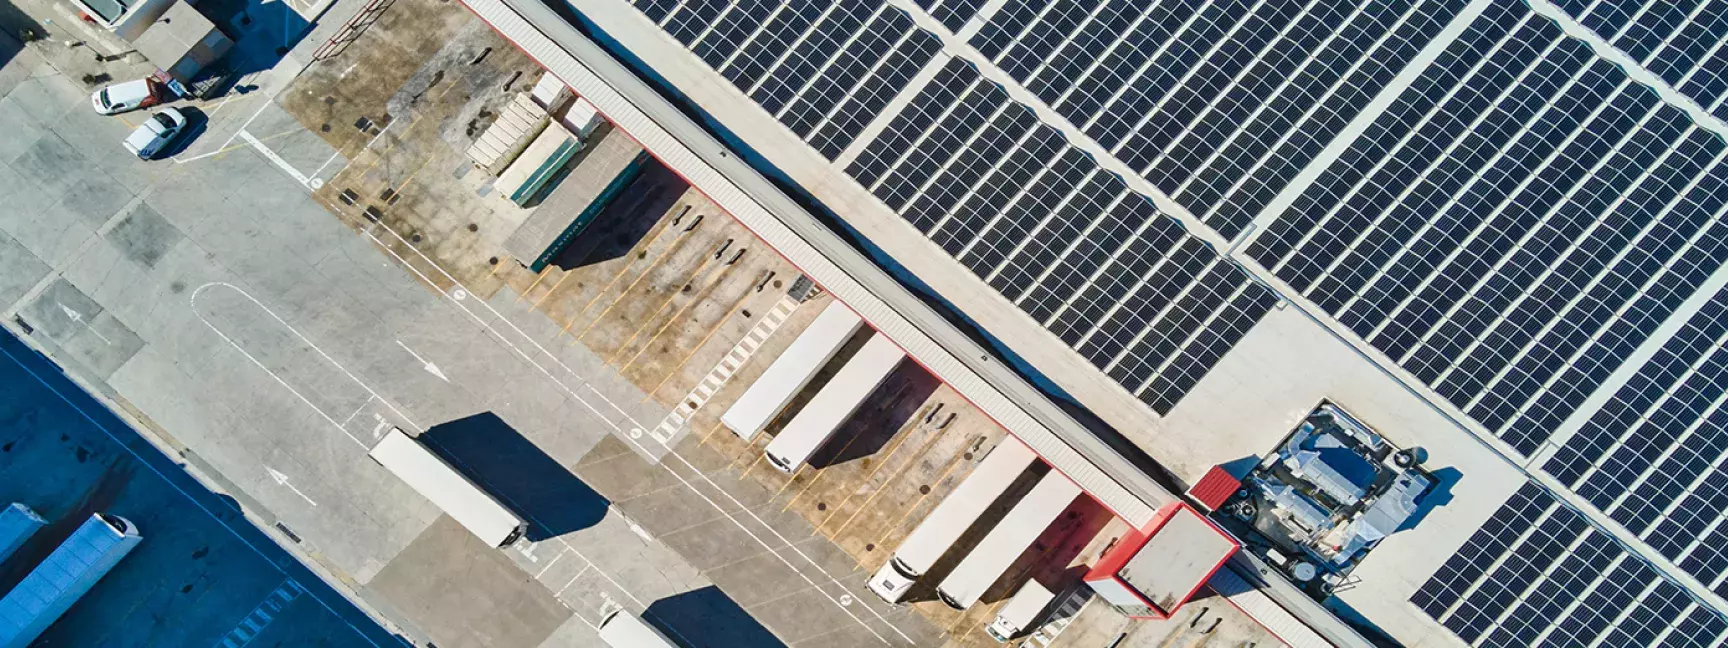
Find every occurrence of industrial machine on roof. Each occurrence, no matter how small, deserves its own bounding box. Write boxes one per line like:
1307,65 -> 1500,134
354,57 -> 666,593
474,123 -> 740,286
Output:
1219,402 -> 1436,599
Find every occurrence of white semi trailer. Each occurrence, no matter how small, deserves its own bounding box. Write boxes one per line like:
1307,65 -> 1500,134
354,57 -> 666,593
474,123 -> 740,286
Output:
867,438 -> 1038,603
369,427 -> 528,548
597,608 -> 679,647
936,471 -> 1082,610
763,332 -> 904,473
0,513 -> 142,648
721,300 -> 863,441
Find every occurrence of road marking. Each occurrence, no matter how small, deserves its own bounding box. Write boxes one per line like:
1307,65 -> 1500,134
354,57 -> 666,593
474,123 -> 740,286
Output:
395,340 -> 449,382
190,282 -> 422,447
644,295 -> 797,443
266,467 -> 318,507
534,547 -> 568,578
56,302 -> 111,344
240,130 -> 315,188
361,221 -> 913,645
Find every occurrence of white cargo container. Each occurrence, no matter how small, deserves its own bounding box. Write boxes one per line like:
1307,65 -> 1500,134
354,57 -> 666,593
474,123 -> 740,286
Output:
721,301 -> 863,441
597,609 -> 679,647
868,438 -> 1038,603
763,332 -> 904,473
0,504 -> 46,565
0,513 -> 142,648
465,92 -> 550,175
369,428 -> 528,548
936,471 -> 1082,610
986,580 -> 1056,641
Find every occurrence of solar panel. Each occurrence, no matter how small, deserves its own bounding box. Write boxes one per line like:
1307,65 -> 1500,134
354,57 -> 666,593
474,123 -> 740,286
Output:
1247,0 -> 1728,456
848,58 -> 1277,414
630,0 -> 943,160
970,0 -> 1470,239
1411,482 -> 1728,647
1545,0 -> 1728,121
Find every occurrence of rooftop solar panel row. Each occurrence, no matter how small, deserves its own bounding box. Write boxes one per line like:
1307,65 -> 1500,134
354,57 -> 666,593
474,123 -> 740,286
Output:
1547,0 -> 1728,122
1411,482 -> 1728,647
1544,285 -> 1728,594
629,0 -> 943,160
969,0 -> 1469,239
847,58 -> 1279,414
1246,0 -> 1728,456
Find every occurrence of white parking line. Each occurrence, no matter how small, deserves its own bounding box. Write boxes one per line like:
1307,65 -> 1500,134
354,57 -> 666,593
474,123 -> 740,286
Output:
186,281 -> 651,616
189,282 -> 420,446
240,130 -> 321,188
360,221 -> 915,645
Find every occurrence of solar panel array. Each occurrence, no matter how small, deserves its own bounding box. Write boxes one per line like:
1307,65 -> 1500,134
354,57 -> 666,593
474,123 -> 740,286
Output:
846,58 -> 1279,414
966,0 -> 1470,239
1544,285 -> 1728,595
1549,0 -> 1728,122
629,0 -> 942,159
1246,0 -> 1728,456
910,0 -> 982,32
1412,482 -> 1728,647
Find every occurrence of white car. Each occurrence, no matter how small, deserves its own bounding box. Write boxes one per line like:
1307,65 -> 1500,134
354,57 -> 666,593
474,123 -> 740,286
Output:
91,79 -> 161,115
123,108 -> 188,160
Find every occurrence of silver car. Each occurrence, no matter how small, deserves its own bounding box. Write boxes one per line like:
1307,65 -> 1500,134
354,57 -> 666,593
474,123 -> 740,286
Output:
123,108 -> 188,160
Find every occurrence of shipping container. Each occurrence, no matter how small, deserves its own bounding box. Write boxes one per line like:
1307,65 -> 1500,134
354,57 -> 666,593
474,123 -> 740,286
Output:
721,301 -> 863,441
762,332 -> 904,473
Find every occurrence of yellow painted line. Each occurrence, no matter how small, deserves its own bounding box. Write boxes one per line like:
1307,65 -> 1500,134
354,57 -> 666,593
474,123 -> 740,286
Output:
811,418 -> 925,532
737,449 -> 768,481
517,266 -> 553,304
771,465 -> 805,500
603,246 -> 720,363
699,420 -> 727,448
861,440 -> 972,555
531,270 -> 574,310
616,255 -> 734,375
823,426 -> 945,539
641,297 -> 744,403
571,230 -> 690,343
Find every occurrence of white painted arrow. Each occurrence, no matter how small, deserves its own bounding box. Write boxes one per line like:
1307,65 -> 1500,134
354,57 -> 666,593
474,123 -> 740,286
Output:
267,467 -> 318,507
58,303 -> 110,344
396,340 -> 449,382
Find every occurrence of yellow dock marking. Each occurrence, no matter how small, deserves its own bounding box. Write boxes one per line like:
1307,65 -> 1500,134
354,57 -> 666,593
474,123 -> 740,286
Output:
641,297 -> 745,403
823,427 -> 945,539
517,266 -> 554,303
806,420 -> 923,525
616,253 -> 734,374
605,245 -> 721,364
572,229 -> 691,343
861,442 -> 973,560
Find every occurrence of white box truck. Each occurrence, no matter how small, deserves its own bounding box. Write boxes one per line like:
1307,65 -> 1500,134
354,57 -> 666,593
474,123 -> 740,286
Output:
986,580 -> 1056,641
369,427 -> 529,548
763,332 -> 904,473
597,608 -> 679,647
721,301 -> 863,441
0,513 -> 142,648
0,504 -> 46,565
936,471 -> 1082,610
867,438 -> 1038,603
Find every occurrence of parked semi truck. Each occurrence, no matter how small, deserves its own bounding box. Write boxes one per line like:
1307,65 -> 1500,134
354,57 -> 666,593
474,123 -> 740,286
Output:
763,332 -> 905,473
721,301 -> 863,441
986,580 -> 1056,641
0,513 -> 142,648
0,503 -> 46,565
597,608 -> 680,647
868,439 -> 1039,603
369,427 -> 529,548
936,471 -> 1082,609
